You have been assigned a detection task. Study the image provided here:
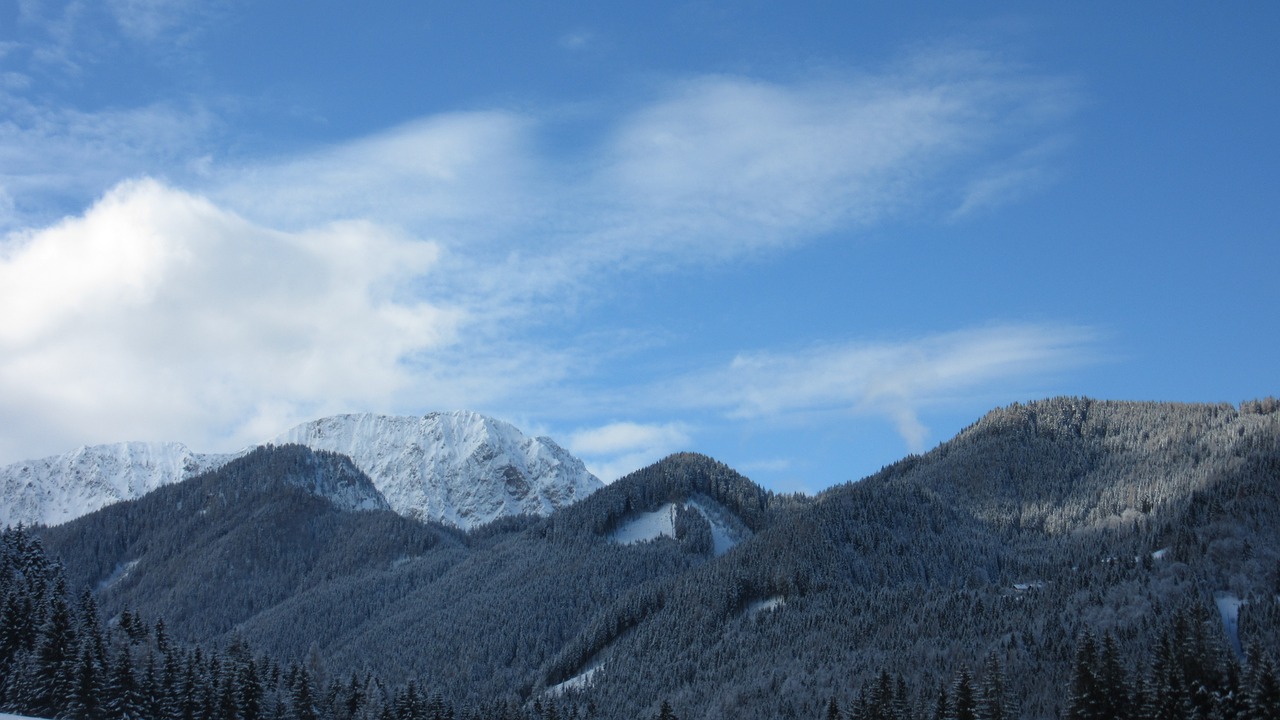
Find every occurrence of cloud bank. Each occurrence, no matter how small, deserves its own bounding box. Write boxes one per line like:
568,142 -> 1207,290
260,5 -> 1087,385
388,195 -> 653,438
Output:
0,179 -> 453,461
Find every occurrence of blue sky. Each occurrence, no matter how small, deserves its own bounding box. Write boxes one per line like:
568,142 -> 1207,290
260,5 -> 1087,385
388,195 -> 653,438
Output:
1,2 -> 1276,492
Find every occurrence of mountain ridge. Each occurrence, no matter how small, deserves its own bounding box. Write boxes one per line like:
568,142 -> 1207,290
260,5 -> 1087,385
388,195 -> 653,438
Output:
271,410 -> 601,529
0,410 -> 601,530
23,397 -> 1280,719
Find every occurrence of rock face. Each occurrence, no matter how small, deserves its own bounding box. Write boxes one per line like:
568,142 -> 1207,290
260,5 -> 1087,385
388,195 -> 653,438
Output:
1,411 -> 601,531
271,411 -> 603,529
0,442 -> 236,528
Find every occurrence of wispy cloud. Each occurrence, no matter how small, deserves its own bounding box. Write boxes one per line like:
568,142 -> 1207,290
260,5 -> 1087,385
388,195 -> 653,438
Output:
214,112 -> 538,243
0,44 -> 1085,464
950,138 -> 1066,219
0,98 -> 218,233
105,0 -> 204,43
567,421 -> 693,482
674,324 -> 1099,451
559,30 -> 594,51
208,49 -> 1075,274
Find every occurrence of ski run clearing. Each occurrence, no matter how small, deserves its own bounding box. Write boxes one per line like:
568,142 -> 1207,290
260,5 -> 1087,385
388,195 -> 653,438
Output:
607,497 -> 748,556
546,660 -> 605,696
1214,591 -> 1245,658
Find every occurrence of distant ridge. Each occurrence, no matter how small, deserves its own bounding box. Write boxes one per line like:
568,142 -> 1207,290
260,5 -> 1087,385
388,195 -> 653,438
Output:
0,411 -> 601,530
271,411 -> 602,529
0,441 -> 234,529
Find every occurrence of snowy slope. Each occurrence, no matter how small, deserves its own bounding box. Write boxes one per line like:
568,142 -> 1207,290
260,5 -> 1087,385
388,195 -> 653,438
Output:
2,412 -> 599,531
272,411 -> 602,529
0,442 -> 237,528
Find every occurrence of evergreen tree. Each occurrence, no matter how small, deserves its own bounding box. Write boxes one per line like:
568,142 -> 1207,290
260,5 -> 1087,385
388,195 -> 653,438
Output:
31,575 -> 76,718
932,684 -> 950,720
1149,632 -> 1191,720
218,660 -> 239,720
179,652 -> 202,720
951,667 -> 977,720
293,666 -> 320,720
1246,655 -> 1280,720
868,670 -> 896,720
978,653 -> 1007,720
396,679 -> 423,720
155,617 -> 170,655
1068,632 -> 1103,720
106,648 -> 146,720
76,588 -> 107,670
142,651 -> 166,720
343,672 -> 367,720
241,656 -> 265,720
1097,632 -> 1129,720
65,643 -> 102,720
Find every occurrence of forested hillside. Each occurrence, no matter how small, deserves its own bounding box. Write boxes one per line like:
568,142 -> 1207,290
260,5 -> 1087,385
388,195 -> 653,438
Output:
22,398 -> 1280,720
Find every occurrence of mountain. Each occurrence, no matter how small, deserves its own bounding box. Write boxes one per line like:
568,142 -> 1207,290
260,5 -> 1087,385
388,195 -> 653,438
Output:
0,441 -> 234,529
0,411 -> 600,531
41,444 -> 454,639
270,411 -> 602,529
31,397 -> 1280,720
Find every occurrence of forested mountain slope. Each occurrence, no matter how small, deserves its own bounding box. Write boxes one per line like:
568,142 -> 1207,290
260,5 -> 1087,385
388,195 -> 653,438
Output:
40,445 -> 460,639
31,398 -> 1280,720
39,452 -> 763,706
555,398 -> 1280,719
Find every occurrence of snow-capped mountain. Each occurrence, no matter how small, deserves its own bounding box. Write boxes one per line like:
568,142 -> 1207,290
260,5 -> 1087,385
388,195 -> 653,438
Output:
0,412 -> 601,531
271,411 -> 602,529
0,442 -> 236,528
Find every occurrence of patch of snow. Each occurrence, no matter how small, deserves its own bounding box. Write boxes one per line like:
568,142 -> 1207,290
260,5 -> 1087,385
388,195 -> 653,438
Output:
687,497 -> 748,556
97,559 -> 139,591
1214,591 -> 1245,658
1152,547 -> 1170,560
609,496 -> 750,556
546,660 -> 604,696
1,713 -> 52,720
610,503 -> 680,544
1013,582 -> 1045,592
745,596 -> 786,616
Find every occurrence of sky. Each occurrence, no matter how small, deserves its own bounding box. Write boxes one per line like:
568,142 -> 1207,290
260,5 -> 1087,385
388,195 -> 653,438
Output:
1,1 -> 1277,493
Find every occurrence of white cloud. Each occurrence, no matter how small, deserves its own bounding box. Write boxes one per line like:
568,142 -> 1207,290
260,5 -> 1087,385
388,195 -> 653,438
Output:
676,324 -> 1098,452
0,178 -> 457,462
568,421 -> 690,456
567,421 -> 692,482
